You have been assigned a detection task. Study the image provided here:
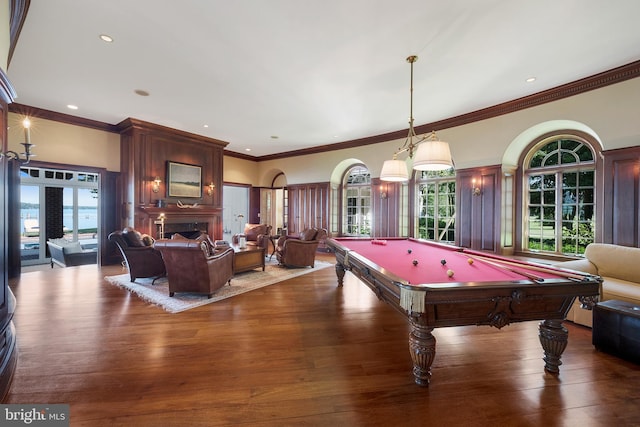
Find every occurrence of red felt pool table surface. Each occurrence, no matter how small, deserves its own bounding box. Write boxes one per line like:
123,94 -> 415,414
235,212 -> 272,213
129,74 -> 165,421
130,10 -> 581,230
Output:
336,238 -> 561,286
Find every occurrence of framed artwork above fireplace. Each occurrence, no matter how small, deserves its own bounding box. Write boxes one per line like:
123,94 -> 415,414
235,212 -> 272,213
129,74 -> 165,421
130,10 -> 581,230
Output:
167,161 -> 202,198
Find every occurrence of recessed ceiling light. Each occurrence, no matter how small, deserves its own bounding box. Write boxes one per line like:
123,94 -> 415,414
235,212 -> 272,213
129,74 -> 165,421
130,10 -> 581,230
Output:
99,34 -> 113,43
270,135 -> 279,139
134,89 -> 150,96
203,124 -> 209,128
526,77 -> 536,83
245,148 -> 252,152
67,104 -> 78,110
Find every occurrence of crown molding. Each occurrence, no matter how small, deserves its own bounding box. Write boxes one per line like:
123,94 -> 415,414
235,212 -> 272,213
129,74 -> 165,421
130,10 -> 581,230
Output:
8,60 -> 640,161
8,103 -> 119,132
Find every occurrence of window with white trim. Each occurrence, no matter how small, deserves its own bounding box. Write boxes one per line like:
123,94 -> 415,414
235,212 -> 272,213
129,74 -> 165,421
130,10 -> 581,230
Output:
342,165 -> 371,236
524,138 -> 595,256
415,169 -> 456,243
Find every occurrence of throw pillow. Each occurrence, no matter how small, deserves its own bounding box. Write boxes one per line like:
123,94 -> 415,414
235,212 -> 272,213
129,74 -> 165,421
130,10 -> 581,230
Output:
49,238 -> 70,246
123,228 -> 145,247
195,234 -> 214,255
141,234 -> 154,246
62,242 -> 83,255
244,224 -> 266,241
299,228 -> 318,241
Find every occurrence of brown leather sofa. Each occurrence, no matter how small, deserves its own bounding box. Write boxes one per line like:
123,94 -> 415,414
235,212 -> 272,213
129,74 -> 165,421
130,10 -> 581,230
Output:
275,227 -> 327,268
232,223 -> 272,251
154,234 -> 234,298
108,227 -> 166,283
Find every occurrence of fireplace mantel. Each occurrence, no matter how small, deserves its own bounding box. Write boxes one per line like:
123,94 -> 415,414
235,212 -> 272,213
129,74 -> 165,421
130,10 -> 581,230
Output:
137,205 -> 223,239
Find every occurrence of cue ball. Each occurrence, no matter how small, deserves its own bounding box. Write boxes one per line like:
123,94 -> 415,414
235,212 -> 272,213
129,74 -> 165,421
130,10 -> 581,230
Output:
412,259 -> 418,266
467,258 -> 474,265
440,259 -> 447,265
447,269 -> 454,277
408,249 -> 412,254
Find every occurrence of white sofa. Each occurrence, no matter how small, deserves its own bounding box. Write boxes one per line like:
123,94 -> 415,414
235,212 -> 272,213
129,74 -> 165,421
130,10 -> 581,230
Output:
553,243 -> 640,327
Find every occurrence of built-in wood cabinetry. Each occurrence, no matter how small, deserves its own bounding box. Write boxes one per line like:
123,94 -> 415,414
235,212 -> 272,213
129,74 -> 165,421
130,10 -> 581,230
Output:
117,118 -> 227,240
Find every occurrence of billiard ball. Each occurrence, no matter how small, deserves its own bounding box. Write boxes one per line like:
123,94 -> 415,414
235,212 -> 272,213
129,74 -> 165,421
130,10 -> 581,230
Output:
467,258 -> 474,265
407,249 -> 412,254
412,259 -> 418,266
447,269 -> 454,277
440,259 -> 447,265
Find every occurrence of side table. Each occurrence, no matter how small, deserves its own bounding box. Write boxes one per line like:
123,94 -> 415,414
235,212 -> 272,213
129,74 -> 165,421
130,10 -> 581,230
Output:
593,299 -> 640,363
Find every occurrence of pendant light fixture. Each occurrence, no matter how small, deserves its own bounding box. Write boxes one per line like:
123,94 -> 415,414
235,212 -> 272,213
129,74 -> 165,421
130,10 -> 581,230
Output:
380,55 -> 453,182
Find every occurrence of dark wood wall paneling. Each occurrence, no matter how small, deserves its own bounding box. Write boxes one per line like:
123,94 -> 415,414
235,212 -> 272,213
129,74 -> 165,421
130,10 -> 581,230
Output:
372,178 -> 401,238
117,118 -> 227,244
249,187 -> 262,224
0,70 -> 19,401
602,146 -> 640,246
456,166 -> 502,252
286,183 -> 330,236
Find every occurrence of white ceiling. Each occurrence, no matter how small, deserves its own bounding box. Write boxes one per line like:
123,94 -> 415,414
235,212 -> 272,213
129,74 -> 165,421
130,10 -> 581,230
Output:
7,0 -> 640,157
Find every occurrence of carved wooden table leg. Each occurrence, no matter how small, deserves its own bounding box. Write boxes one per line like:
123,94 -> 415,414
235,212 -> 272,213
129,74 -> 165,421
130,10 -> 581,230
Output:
538,319 -> 568,373
335,262 -> 345,287
408,320 -> 436,386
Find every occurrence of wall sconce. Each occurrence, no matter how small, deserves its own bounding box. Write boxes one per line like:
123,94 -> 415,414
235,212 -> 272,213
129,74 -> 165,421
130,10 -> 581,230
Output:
152,176 -> 161,193
472,179 -> 482,196
206,182 -> 215,196
1,117 -> 35,164
379,183 -> 388,199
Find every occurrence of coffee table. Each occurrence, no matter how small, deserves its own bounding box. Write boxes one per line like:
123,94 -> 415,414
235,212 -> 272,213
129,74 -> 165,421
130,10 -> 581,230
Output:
232,244 -> 265,273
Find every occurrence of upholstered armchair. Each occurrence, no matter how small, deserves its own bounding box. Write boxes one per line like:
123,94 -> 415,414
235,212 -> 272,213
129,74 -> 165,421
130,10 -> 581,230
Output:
154,234 -> 234,298
275,227 -> 327,268
108,227 -> 166,283
232,223 -> 272,251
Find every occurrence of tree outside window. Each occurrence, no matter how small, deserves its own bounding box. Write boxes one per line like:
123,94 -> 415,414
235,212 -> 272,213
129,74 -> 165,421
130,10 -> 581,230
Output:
525,138 -> 595,256
343,165 -> 371,236
416,169 -> 456,243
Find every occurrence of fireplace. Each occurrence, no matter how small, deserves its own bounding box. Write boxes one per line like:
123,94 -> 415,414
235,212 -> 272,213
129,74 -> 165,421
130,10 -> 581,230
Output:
160,222 -> 208,239
137,206 -> 223,240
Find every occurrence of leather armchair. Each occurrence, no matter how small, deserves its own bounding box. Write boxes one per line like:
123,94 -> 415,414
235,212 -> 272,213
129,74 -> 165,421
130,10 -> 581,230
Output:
154,234 -> 234,298
232,223 -> 272,251
275,227 -> 327,268
108,227 -> 166,283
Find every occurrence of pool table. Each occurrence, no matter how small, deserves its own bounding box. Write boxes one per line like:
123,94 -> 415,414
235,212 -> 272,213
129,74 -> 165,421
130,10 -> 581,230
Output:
326,237 -> 602,387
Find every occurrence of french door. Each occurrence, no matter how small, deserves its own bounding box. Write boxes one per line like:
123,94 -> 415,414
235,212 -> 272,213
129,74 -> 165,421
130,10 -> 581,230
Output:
20,167 -> 99,266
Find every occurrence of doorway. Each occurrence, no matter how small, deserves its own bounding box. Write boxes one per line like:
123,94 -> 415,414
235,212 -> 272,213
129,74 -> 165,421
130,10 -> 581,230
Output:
222,184 -> 249,242
20,166 -> 100,267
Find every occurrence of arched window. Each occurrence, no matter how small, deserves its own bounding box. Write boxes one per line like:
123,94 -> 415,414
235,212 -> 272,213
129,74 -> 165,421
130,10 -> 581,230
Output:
524,137 -> 596,256
415,169 -> 456,243
342,165 -> 371,236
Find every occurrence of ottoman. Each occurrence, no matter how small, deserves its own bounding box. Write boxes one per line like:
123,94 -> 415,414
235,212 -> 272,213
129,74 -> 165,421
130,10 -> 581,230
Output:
592,300 -> 640,363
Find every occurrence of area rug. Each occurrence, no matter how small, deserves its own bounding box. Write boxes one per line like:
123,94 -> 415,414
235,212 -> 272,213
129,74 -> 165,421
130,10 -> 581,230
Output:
104,259 -> 332,313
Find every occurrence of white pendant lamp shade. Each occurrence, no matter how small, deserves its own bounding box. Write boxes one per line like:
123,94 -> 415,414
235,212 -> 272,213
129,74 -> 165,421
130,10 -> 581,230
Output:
380,159 -> 409,182
412,139 -> 454,171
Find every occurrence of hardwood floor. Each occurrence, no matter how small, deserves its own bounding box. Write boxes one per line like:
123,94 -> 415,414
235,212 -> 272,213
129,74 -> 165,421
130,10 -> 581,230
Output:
6,254 -> 640,426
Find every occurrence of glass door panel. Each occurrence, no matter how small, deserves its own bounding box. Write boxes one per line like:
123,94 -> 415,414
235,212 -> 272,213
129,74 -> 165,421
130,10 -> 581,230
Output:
20,185 -> 43,264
